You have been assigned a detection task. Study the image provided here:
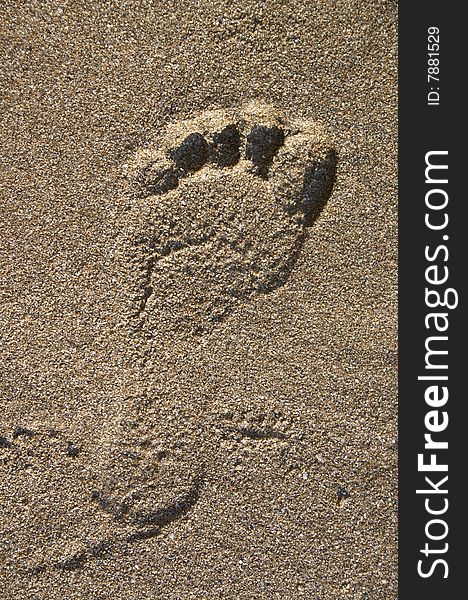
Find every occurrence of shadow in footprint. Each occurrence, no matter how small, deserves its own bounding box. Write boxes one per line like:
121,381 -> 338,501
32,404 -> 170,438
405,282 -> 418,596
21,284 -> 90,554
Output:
302,148 -> 338,226
245,124 -> 285,178
123,105 -> 338,335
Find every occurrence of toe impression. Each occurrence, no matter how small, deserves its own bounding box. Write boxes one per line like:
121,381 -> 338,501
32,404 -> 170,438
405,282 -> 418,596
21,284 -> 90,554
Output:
269,129 -> 337,223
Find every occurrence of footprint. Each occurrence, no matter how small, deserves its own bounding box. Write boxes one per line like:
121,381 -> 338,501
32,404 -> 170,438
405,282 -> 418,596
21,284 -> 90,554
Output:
88,103 -> 337,567
5,106 -> 336,574
121,101 -> 337,335
0,423 -> 203,573
93,409 -> 205,533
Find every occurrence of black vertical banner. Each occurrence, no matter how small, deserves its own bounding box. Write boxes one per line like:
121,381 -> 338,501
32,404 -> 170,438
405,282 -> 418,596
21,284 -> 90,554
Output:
399,4 -> 465,597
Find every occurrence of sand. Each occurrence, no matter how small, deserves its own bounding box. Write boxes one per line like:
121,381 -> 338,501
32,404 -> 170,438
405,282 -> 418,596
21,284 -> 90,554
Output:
0,1 -> 397,598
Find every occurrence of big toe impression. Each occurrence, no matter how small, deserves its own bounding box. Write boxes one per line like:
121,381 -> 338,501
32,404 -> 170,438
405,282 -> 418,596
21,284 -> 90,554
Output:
270,124 -> 337,223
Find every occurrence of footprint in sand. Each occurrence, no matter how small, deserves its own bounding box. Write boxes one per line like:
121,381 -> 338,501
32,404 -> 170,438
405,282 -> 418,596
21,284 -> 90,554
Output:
93,103 -> 337,554
21,104 -> 337,572
121,101 -> 337,335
